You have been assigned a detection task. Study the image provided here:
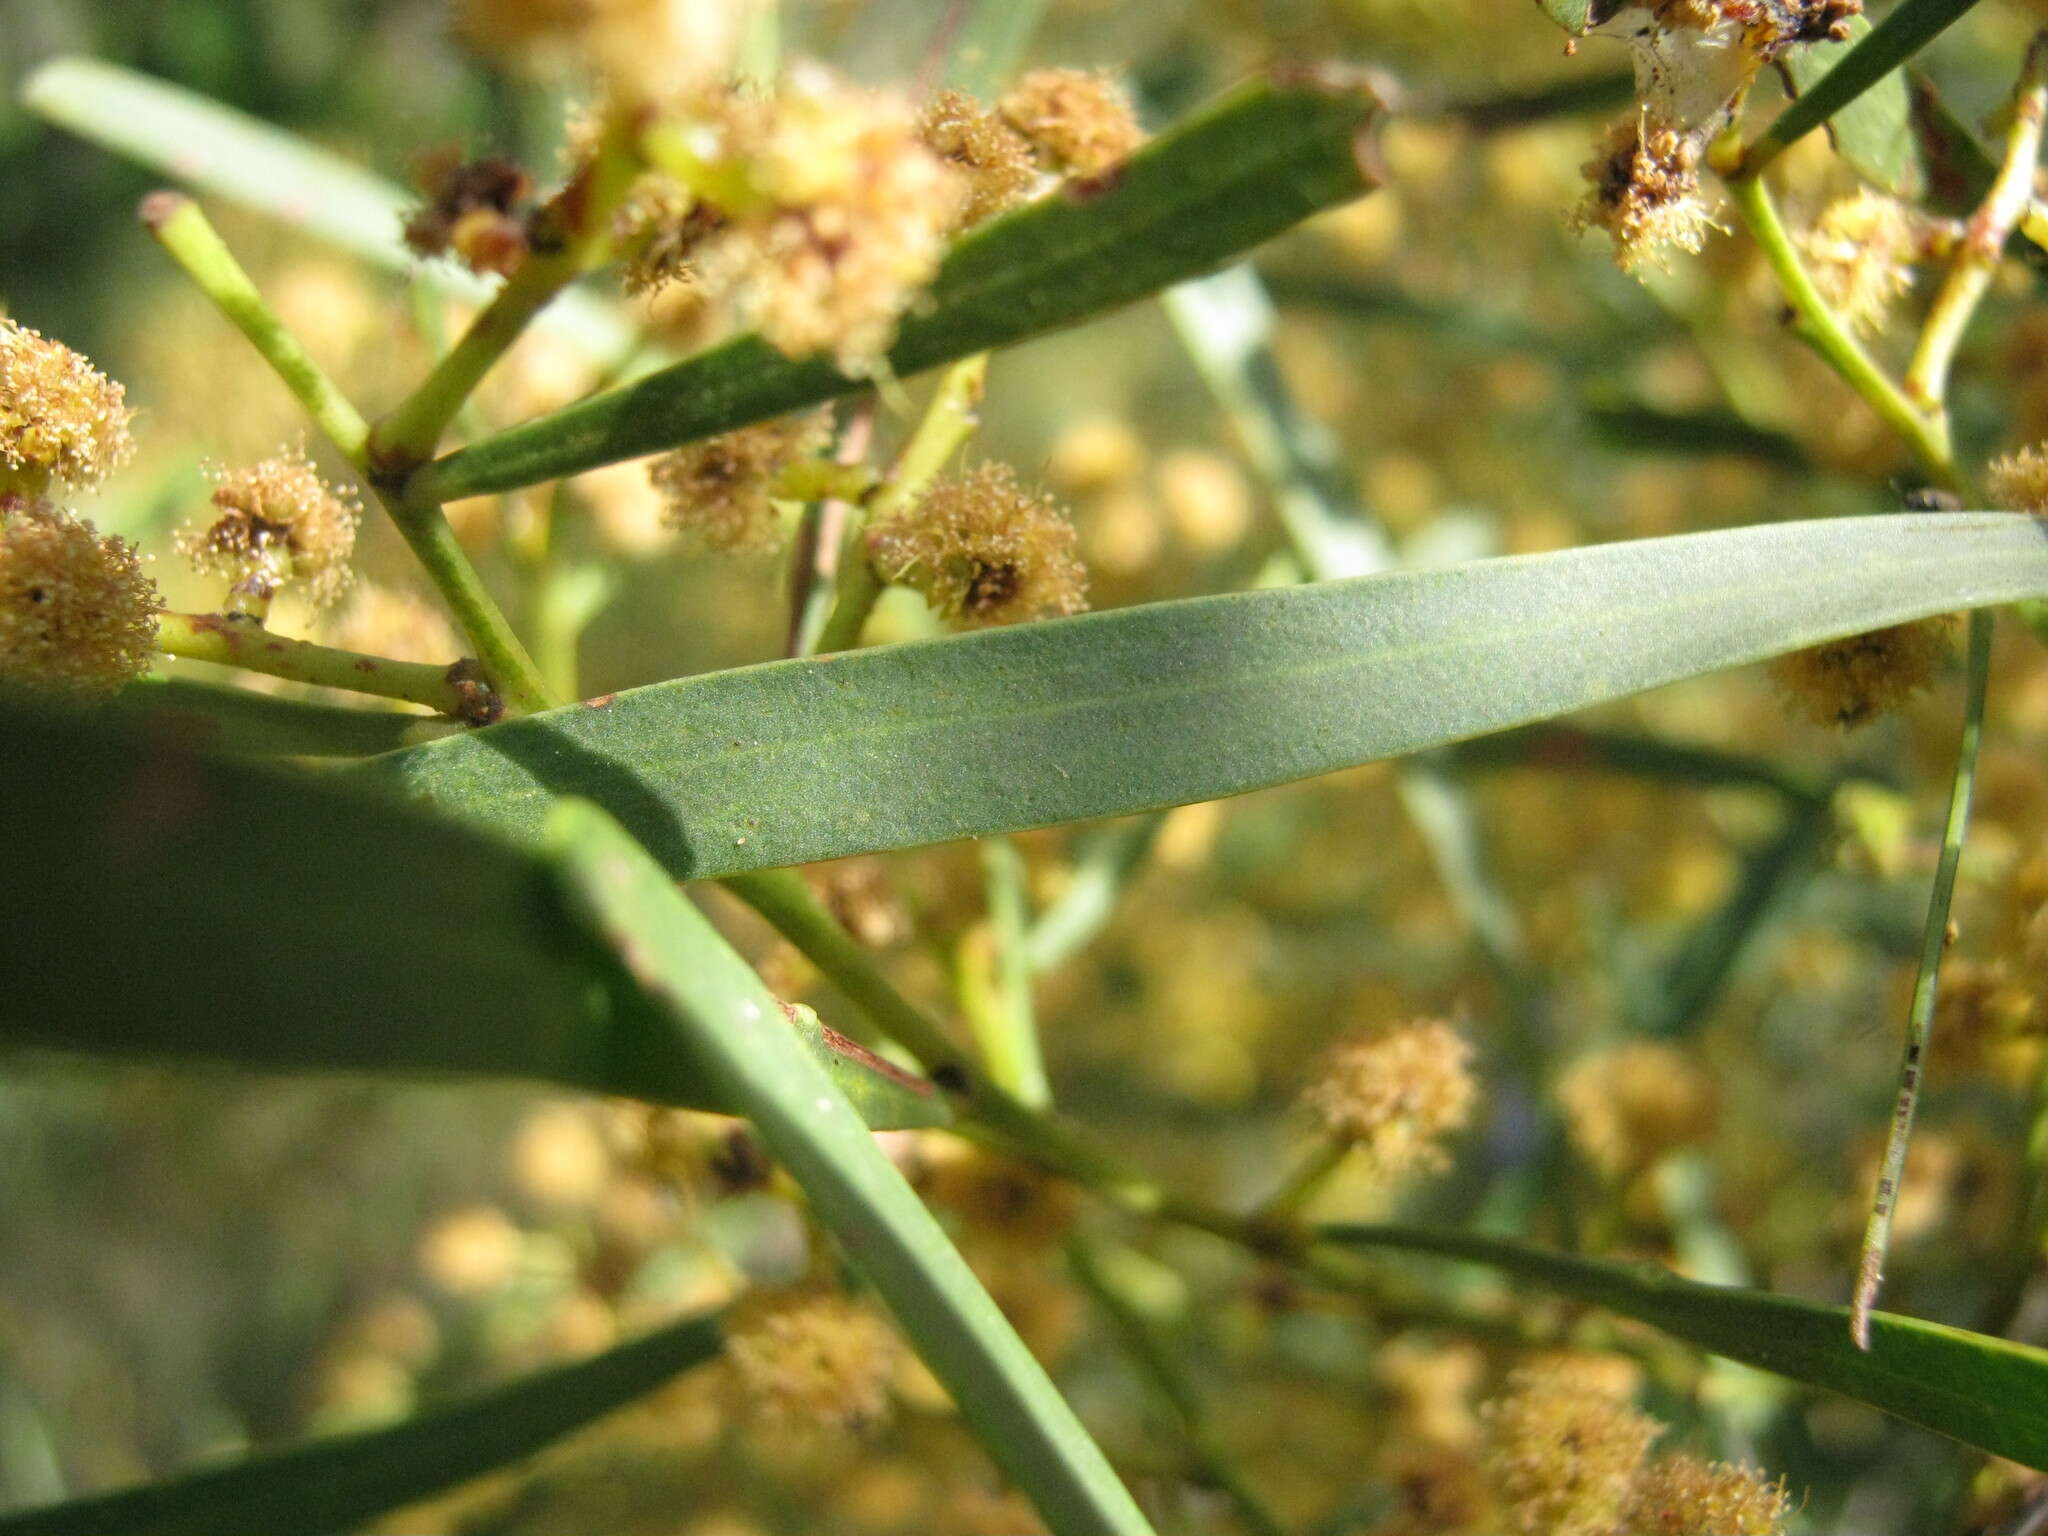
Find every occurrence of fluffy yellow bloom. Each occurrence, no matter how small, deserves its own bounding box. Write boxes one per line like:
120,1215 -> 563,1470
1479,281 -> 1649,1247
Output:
0,319 -> 133,495
868,463 -> 1088,628
723,1285 -> 900,1431
998,68 -> 1147,177
0,499 -> 159,701
1301,1017 -> 1478,1177
179,449 -> 360,611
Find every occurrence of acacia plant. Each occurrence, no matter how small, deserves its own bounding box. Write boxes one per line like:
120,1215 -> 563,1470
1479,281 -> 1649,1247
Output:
11,0 -> 2048,1532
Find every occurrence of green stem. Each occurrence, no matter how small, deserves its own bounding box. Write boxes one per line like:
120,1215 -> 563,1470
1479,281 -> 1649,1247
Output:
814,353 -> 988,651
1023,814 -> 1168,975
155,610 -> 497,722
1904,34 -> 2048,415
139,192 -> 370,468
1851,606 -> 1994,1347
1068,1241 -> 1291,1536
385,479 -> 557,713
1725,174 -> 1958,490
1257,1135 -> 1351,1224
977,836 -> 1050,1107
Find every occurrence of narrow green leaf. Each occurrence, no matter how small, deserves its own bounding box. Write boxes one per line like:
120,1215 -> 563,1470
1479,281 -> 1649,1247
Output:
1748,0 -> 1981,175
1534,0 -> 1599,33
357,513 -> 2048,879
1317,1224 -> 2048,1470
547,800 -> 1154,1536
105,676 -> 457,757
1779,14 -> 1923,196
18,56 -> 635,359
0,704 -> 946,1129
0,1310 -> 721,1536
413,74 -> 1383,500
1909,68 -> 2001,214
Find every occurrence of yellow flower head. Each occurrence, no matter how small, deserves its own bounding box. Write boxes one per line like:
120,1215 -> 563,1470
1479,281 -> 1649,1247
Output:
1769,617 -> 1955,729
178,448 -> 360,611
699,67 -> 967,374
0,499 -> 159,701
919,89 -> 1040,229
723,1284 -> 900,1432
0,320 -> 134,496
998,68 -> 1147,178
648,411 -> 829,552
1301,1017 -> 1478,1178
868,462 -> 1088,628
1484,1363 -> 1661,1536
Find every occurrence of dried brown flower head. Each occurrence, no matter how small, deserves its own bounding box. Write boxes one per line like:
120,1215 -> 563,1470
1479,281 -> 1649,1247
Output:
1990,444 -> 2048,516
0,499 -> 159,701
1301,1017 -> 1478,1178
1798,191 -> 1920,339
998,68 -> 1147,177
0,320 -> 134,495
867,462 -> 1088,628
1623,1452 -> 1791,1535
403,148 -> 535,277
919,89 -> 1039,229
1484,1363 -> 1661,1536
723,1284 -> 900,1432
1574,118 -> 1721,273
1556,1040 -> 1720,1179
178,449 -> 360,611
648,412 -> 829,552
699,68 -> 966,374
1770,617 -> 1954,729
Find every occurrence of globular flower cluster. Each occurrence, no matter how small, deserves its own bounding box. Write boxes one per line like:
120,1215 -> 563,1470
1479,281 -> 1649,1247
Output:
1556,1040 -> 1720,1179
596,63 -> 1147,372
918,89 -> 1040,230
692,67 -> 969,375
178,448 -> 360,611
647,411 -> 829,552
0,497 -> 160,701
997,68 -> 1147,177
1485,1364 -> 1661,1536
1798,190 -> 1923,338
1301,1016 -> 1478,1178
1990,442 -> 2048,516
867,462 -> 1088,628
722,1284 -> 900,1432
1770,616 -> 1955,728
0,319 -> 134,496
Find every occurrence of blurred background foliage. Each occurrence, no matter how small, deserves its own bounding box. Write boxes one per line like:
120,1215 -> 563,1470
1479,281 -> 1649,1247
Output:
9,1 -> 2048,1532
